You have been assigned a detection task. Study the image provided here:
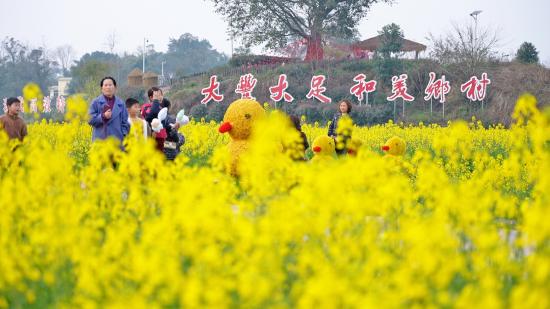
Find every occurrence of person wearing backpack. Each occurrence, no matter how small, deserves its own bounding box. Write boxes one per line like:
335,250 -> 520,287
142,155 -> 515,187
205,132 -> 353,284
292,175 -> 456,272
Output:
142,87 -> 166,152
159,98 -> 188,160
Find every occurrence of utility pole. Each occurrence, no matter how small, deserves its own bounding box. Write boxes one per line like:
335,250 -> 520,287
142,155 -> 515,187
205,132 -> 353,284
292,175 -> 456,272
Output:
161,61 -> 166,85
231,33 -> 234,58
142,38 -> 149,72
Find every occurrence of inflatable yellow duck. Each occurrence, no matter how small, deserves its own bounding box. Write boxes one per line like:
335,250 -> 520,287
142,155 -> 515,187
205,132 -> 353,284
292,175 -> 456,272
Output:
311,135 -> 336,162
218,99 -> 265,175
381,136 -> 406,157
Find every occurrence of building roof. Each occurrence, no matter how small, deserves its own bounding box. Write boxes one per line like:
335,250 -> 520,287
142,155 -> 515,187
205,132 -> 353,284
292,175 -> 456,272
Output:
142,72 -> 158,79
353,35 -> 427,52
128,68 -> 144,77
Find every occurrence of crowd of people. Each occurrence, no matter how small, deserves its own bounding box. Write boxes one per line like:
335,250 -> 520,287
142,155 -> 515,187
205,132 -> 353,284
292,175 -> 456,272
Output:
84,76 -> 353,161
87,76 -> 186,160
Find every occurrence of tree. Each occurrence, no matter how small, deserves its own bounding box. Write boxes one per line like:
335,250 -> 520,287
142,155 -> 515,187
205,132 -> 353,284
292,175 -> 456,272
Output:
105,31 -> 118,54
27,49 -> 54,87
378,23 -> 404,59
165,33 -> 228,76
516,42 -> 539,64
209,0 -> 393,61
234,45 -> 252,56
0,37 -> 55,100
1,37 -> 27,63
69,51 -> 122,93
54,45 -> 76,75
428,22 -> 500,73
65,34 -> 227,96
69,59 -> 112,97
78,51 -> 119,64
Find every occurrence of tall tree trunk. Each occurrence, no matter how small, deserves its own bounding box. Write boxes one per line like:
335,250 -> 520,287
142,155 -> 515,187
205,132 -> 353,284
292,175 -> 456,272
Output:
305,32 -> 323,61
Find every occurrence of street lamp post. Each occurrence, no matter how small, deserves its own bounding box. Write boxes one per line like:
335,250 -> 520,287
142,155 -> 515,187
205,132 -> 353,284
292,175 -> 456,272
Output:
231,34 -> 234,58
161,61 -> 166,85
142,38 -> 149,73
470,10 -> 482,43
168,73 -> 174,86
470,10 -> 483,112
470,10 -> 482,24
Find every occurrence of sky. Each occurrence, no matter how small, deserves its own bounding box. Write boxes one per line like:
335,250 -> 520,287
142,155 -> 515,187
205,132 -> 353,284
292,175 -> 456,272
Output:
1,0 -> 549,66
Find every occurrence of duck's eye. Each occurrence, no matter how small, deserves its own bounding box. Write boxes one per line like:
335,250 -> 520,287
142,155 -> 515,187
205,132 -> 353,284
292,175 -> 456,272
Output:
245,113 -> 251,119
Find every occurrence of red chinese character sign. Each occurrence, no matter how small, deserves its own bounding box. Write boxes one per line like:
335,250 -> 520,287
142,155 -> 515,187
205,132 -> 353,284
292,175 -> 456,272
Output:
424,72 -> 451,117
56,96 -> 65,113
269,74 -> 294,103
387,74 -> 414,120
194,71 -> 496,121
460,73 -> 491,110
201,75 -> 224,104
306,75 -> 331,104
235,73 -> 258,100
30,98 -> 38,113
350,74 -> 377,106
387,74 -> 414,102
18,96 -> 25,113
43,96 -> 51,113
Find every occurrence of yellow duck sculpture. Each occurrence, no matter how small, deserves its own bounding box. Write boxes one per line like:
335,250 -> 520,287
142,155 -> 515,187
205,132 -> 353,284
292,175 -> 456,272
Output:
311,135 -> 336,162
219,99 -> 265,175
346,137 -> 363,157
381,136 -> 406,157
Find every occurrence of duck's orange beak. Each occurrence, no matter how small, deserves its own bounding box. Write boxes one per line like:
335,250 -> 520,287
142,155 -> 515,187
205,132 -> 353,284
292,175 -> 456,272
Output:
313,146 -> 321,153
219,122 -> 232,133
382,145 -> 390,151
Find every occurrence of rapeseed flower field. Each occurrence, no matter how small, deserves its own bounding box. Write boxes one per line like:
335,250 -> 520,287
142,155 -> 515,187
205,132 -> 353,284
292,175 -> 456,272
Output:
1,94 -> 549,308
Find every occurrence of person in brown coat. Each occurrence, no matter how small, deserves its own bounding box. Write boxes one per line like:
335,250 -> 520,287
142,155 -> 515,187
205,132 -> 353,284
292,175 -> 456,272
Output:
0,97 -> 27,141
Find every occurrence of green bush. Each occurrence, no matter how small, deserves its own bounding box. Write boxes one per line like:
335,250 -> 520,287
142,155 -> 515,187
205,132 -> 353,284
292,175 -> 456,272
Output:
342,60 -> 373,72
229,55 -> 295,67
353,105 -> 393,126
207,103 -> 229,122
516,42 -> 539,64
295,104 -> 323,123
189,104 -> 208,120
322,104 -> 338,121
374,58 -> 404,86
